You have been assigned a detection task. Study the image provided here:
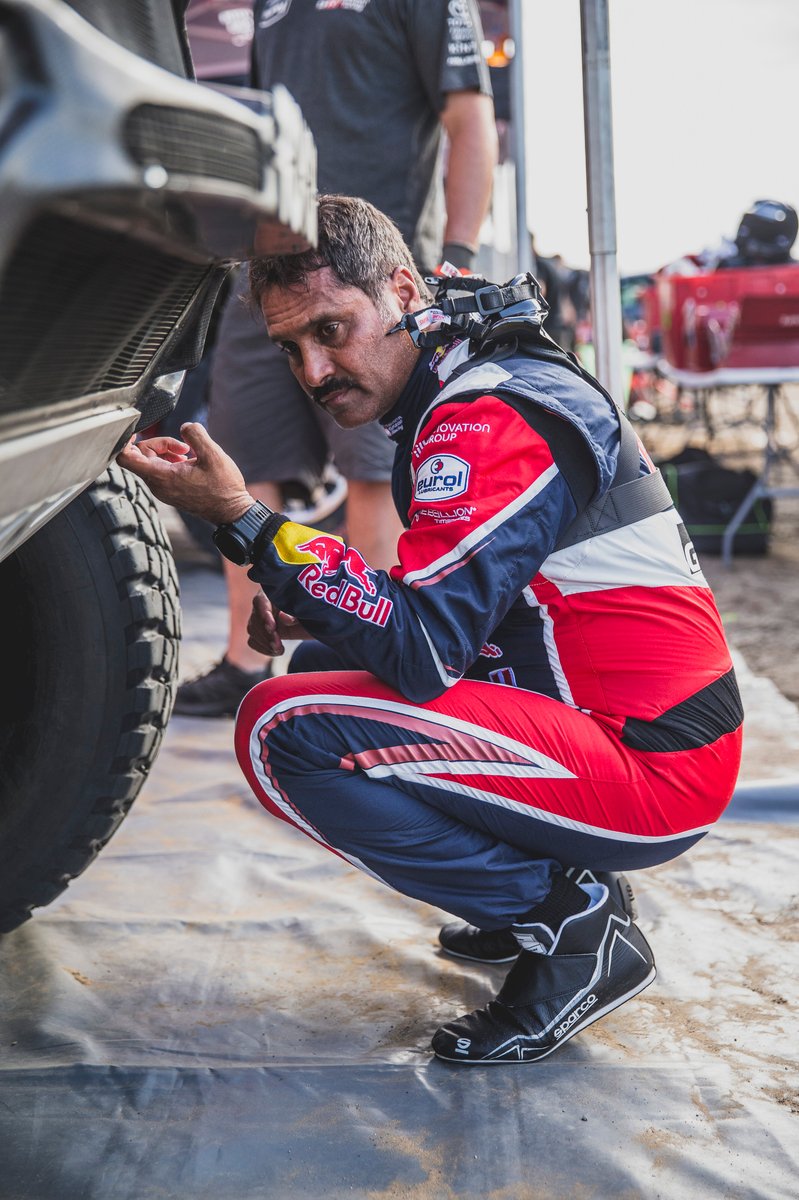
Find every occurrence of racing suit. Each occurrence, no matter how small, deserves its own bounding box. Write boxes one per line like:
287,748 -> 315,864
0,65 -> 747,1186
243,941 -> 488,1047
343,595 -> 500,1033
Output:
234,338 -> 743,929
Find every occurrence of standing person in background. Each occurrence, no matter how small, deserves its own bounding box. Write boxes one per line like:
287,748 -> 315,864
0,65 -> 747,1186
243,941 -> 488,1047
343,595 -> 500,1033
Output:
176,0 -> 498,717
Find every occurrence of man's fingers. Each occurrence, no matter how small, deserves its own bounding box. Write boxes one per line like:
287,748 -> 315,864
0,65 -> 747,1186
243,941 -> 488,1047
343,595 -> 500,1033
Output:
149,435 -> 192,455
134,435 -> 192,457
117,435 -> 192,472
247,592 -> 283,655
116,442 -> 142,465
179,422 -> 222,464
275,611 -> 306,640
245,593 -> 306,654
248,591 -> 276,637
117,441 -> 162,473
117,422 -> 251,523
252,591 -> 273,619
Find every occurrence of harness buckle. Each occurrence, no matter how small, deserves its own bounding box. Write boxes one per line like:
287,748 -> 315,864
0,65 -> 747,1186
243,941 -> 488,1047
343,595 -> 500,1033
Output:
472,285 -> 505,316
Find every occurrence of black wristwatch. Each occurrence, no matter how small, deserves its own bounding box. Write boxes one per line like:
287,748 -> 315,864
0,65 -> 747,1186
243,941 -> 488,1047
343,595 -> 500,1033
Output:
212,501 -> 282,565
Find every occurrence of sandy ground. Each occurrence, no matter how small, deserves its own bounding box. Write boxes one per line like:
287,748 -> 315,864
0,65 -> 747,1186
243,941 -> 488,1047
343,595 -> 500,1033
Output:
701,506 -> 799,706
702,507 -> 799,785
3,689 -> 797,1196
4,479 -> 796,1199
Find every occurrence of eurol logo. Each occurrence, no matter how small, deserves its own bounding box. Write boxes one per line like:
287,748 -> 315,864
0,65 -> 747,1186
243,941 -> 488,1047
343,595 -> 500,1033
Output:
414,453 -> 470,502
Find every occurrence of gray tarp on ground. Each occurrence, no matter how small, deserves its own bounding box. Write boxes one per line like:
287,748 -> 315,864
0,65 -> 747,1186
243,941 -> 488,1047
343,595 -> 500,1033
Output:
1,558 -> 798,1200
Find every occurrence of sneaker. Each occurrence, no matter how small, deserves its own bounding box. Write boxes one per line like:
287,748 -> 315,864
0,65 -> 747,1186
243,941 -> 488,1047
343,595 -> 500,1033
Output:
431,883 -> 656,1064
173,657 -> 272,718
437,870 -> 637,964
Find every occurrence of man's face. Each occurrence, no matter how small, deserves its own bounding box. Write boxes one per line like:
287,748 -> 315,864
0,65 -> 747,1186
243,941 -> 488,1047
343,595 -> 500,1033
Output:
261,266 -> 420,429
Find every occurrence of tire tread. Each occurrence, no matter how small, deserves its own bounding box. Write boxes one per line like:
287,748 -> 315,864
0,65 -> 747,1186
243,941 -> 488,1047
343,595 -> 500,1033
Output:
0,464 -> 181,933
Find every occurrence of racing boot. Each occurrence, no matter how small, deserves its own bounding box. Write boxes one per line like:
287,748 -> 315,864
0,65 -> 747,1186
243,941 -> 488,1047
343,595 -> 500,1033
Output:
432,875 -> 655,1064
437,869 -> 637,964
437,923 -> 520,964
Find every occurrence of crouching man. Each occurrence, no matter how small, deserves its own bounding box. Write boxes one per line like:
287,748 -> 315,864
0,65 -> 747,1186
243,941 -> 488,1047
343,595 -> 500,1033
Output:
119,195 -> 743,1064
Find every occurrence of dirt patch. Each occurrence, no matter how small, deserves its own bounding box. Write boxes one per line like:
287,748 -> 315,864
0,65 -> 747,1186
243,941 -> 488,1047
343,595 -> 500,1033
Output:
64,968 -> 91,986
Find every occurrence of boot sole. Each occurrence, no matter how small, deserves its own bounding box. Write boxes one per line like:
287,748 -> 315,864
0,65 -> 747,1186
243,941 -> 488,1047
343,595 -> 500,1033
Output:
433,964 -> 657,1064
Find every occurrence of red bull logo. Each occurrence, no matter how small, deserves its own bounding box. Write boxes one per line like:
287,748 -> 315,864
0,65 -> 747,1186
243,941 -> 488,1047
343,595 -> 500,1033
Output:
296,535 -> 377,594
295,535 -> 392,627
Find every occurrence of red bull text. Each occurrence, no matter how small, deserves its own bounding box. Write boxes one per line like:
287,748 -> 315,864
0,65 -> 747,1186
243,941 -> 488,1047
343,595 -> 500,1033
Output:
295,536 -> 393,627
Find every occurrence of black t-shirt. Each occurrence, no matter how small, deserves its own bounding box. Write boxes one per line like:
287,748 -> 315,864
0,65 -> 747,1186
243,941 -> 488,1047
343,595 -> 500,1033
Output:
252,0 -> 491,270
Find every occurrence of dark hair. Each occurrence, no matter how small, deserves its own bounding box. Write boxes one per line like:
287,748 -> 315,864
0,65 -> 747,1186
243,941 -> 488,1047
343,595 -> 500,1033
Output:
249,194 -> 431,308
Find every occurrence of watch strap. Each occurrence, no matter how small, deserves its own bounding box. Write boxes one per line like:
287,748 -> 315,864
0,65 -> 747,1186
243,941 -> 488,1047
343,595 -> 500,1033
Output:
252,510 -> 287,559
214,501 -> 285,564
228,500 -> 273,542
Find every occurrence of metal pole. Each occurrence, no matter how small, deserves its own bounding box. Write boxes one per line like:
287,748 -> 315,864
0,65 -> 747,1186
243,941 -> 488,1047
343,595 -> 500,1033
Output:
509,0 -> 533,274
579,0 -> 624,402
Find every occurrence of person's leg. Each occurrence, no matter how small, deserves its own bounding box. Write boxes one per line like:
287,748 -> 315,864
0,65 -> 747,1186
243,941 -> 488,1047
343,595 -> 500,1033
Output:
234,669 -> 740,1062
287,641 -> 637,952
236,670 -> 727,915
287,640 -> 348,673
236,671 -> 570,926
175,272 -> 328,717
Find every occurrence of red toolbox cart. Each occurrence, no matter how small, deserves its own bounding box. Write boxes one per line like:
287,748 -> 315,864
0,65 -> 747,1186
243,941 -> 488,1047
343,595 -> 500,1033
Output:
644,264 -> 799,563
655,263 -> 799,378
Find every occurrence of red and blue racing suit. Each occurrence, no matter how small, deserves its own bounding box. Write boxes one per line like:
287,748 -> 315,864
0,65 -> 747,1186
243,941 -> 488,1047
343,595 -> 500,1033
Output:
234,340 -> 743,929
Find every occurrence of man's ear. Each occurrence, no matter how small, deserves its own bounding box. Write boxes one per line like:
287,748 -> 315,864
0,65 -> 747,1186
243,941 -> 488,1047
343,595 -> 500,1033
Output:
389,266 -> 421,314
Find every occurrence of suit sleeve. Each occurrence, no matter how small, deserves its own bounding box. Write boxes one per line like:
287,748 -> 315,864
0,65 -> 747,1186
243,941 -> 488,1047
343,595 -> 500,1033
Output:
248,394 -> 578,702
402,0 -> 491,111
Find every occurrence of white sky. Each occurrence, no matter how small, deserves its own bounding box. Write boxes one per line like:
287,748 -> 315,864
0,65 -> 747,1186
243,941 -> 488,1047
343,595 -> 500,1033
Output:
522,0 -> 799,274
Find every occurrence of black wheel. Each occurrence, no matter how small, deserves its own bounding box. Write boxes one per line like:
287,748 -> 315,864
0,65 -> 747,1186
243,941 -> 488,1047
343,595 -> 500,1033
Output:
0,464 -> 180,933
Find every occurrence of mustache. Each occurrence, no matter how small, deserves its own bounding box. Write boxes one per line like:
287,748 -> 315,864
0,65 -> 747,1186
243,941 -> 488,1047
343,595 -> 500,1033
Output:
310,377 -> 360,406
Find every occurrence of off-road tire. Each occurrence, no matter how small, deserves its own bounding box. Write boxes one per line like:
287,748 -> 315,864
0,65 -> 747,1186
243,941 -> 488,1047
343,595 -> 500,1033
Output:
0,465 -> 180,933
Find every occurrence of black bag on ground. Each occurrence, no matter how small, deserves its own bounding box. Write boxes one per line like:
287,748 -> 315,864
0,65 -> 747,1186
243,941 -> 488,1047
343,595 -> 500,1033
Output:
657,447 -> 772,555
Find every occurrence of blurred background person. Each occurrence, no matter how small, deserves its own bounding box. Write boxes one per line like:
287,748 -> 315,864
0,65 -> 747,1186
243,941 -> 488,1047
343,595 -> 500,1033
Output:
530,236 -> 578,353
176,0 -> 498,717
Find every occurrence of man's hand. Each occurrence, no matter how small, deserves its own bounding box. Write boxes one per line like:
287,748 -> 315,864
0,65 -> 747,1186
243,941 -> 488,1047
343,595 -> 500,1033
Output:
117,422 -> 255,525
247,592 -> 312,657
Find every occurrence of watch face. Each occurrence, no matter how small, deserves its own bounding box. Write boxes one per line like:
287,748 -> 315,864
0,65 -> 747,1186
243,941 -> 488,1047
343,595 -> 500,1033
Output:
213,527 -> 250,565
213,501 -> 274,564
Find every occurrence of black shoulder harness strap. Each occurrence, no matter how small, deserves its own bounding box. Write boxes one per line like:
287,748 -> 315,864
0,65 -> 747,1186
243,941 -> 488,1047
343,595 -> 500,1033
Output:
554,404 -> 674,551
445,326 -> 675,552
